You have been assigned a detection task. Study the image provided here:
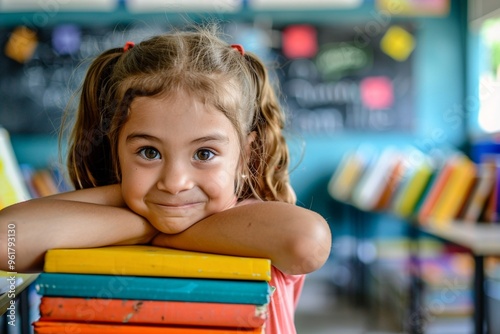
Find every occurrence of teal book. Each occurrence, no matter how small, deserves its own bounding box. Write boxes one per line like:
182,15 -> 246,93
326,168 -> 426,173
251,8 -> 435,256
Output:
35,273 -> 271,305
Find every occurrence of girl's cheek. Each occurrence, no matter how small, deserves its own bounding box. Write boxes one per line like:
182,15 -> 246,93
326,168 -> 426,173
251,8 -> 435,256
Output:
204,170 -> 234,196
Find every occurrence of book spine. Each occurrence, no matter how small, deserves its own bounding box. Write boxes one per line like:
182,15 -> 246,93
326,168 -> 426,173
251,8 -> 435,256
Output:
39,297 -> 267,328
33,321 -> 264,334
417,156 -> 457,224
44,246 -> 271,282
396,164 -> 433,218
35,273 -> 270,305
431,158 -> 476,225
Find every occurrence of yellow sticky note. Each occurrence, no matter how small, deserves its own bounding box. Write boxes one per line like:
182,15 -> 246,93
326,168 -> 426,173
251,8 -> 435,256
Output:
380,25 -> 415,62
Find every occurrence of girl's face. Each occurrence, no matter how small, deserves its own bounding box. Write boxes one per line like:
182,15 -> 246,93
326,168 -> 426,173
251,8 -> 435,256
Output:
117,90 -> 242,234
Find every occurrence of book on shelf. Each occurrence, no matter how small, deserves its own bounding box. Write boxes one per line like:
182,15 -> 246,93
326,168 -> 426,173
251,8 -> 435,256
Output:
328,148 -> 371,202
33,321 -> 264,334
0,126 -> 31,209
480,154 -> 500,223
19,163 -> 40,198
429,154 -> 477,226
31,168 -> 60,197
373,157 -> 404,211
39,296 -> 267,328
417,154 -> 463,225
391,154 -> 435,218
351,147 -> 402,211
35,273 -> 271,305
461,161 -> 496,223
43,245 -> 271,281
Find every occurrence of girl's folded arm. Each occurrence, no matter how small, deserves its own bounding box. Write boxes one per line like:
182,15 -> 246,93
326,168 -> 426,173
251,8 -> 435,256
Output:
0,185 -> 157,273
45,184 -> 127,206
152,201 -> 331,275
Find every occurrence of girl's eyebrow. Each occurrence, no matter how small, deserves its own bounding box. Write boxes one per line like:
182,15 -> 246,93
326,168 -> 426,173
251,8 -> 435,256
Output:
191,134 -> 230,145
125,132 -> 230,145
126,133 -> 160,143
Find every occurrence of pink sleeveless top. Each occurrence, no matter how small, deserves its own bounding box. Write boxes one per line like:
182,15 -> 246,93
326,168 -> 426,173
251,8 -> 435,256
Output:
265,266 -> 305,334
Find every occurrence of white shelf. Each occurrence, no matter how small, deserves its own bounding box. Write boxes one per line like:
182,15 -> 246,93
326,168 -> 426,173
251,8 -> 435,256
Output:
420,221 -> 500,256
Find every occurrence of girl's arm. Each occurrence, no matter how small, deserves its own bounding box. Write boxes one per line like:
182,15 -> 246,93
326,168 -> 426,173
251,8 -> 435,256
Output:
0,185 -> 158,272
152,201 -> 331,275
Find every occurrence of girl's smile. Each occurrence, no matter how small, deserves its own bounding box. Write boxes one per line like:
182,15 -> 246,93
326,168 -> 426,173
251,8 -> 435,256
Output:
117,89 -> 242,234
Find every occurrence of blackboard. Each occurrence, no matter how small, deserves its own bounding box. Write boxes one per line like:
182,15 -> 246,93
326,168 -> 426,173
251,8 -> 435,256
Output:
0,23 -> 166,134
273,23 -> 415,134
0,21 -> 415,134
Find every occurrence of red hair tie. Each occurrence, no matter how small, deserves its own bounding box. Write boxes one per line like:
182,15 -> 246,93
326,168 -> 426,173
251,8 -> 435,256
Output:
231,44 -> 244,56
123,41 -> 135,52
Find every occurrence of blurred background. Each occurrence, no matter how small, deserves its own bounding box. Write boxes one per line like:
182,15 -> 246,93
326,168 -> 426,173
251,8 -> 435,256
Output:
1,0 -> 500,333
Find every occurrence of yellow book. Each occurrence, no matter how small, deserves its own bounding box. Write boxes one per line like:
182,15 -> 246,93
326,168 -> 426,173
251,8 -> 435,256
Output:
392,158 -> 434,218
430,155 -> 477,226
0,127 -> 30,209
328,146 -> 374,203
44,245 -> 271,281
328,152 -> 364,202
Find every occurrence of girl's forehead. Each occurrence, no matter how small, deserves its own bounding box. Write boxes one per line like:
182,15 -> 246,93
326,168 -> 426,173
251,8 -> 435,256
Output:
126,92 -> 239,137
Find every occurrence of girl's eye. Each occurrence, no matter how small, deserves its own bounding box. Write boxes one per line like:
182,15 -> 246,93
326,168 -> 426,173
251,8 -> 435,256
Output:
194,149 -> 215,161
139,147 -> 161,160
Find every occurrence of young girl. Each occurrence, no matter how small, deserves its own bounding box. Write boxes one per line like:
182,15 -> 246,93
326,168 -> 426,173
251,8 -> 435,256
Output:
0,25 -> 331,333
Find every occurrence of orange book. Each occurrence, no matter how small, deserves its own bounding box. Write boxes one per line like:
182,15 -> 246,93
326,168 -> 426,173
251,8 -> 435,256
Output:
33,321 -> 263,334
39,297 -> 267,328
32,169 -> 59,197
429,156 -> 477,226
417,155 -> 461,225
374,159 -> 404,211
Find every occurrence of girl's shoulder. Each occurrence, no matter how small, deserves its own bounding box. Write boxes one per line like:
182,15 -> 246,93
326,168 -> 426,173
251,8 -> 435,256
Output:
235,197 -> 263,207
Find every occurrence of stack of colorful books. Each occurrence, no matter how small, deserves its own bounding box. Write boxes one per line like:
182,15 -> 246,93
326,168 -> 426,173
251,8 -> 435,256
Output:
32,245 -> 272,333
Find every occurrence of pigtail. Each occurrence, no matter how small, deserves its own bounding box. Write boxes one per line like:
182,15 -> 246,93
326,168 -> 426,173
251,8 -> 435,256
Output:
66,48 -> 123,189
243,53 -> 295,204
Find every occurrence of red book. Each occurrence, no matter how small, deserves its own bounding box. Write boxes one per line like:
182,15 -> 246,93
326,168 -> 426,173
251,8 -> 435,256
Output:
39,297 -> 267,328
33,321 -> 264,334
417,155 -> 461,225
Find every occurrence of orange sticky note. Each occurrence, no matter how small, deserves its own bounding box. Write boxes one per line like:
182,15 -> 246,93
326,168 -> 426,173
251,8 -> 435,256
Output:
4,26 -> 38,63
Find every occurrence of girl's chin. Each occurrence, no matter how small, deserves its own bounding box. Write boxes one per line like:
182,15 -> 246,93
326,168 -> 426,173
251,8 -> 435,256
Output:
151,217 -> 200,234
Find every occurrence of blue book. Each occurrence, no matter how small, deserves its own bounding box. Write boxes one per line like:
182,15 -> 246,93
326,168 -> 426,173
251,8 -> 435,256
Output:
35,273 -> 271,305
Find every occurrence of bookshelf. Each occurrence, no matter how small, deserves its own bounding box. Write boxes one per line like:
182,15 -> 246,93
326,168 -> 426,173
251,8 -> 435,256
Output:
328,147 -> 500,334
420,222 -> 500,256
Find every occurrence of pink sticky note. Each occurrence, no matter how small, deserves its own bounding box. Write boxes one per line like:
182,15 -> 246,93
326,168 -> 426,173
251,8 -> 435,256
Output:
282,25 -> 318,59
360,76 -> 394,109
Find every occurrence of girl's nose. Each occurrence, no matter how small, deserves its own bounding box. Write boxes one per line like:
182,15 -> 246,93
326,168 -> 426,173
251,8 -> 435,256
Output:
156,160 -> 194,195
